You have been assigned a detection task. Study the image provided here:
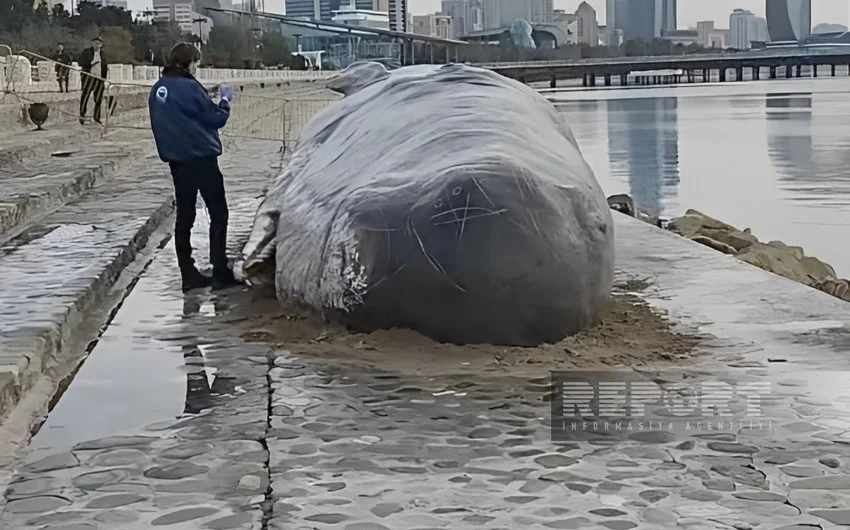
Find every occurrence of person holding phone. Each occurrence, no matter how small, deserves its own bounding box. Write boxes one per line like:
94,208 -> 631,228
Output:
148,42 -> 241,292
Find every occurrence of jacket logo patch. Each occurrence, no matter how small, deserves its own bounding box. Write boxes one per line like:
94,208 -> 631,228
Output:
155,86 -> 168,102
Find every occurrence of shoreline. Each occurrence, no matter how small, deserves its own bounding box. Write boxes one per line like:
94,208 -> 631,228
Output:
611,194 -> 850,304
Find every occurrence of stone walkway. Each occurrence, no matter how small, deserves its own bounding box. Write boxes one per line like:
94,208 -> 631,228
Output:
0,126 -> 284,437
1,197 -> 850,528
3,111 -> 850,528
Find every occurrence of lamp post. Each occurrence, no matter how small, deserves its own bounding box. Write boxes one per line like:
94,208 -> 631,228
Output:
252,27 -> 263,69
193,17 -> 207,47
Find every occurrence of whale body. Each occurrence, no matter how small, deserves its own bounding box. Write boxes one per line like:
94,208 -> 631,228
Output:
241,61 -> 615,346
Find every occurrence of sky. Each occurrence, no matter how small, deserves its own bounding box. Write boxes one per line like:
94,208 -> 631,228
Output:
120,0 -> 850,29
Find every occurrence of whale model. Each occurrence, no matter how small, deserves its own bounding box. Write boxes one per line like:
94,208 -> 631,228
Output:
241,61 -> 615,346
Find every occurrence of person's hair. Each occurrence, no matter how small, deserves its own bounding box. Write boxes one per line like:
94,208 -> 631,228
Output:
92,37 -> 102,43
166,42 -> 201,70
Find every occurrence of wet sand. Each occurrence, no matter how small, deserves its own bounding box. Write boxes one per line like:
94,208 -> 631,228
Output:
234,279 -> 699,380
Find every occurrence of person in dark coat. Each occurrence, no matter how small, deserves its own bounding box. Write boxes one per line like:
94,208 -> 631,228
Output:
148,42 -> 242,292
77,36 -> 108,124
53,43 -> 72,93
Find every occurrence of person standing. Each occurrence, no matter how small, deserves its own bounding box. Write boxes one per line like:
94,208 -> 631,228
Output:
53,43 -> 72,93
148,42 -> 242,292
77,36 -> 107,125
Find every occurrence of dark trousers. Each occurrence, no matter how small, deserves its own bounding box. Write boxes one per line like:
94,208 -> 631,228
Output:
169,157 -> 230,274
80,75 -> 105,122
56,70 -> 69,93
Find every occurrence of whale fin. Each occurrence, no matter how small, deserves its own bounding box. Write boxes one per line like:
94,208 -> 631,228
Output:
326,61 -> 390,96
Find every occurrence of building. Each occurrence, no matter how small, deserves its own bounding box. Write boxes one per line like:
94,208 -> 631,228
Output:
87,0 -> 130,9
373,0 -> 388,11
330,0 -> 389,28
481,0 -> 553,30
766,0 -> 811,43
441,0 -> 482,37
697,21 -> 729,48
285,0 -> 374,21
660,28 -> 697,45
729,9 -> 769,49
574,1 -> 597,46
412,13 -> 454,39
388,0 -> 407,31
606,0 -> 676,42
152,0 -> 195,32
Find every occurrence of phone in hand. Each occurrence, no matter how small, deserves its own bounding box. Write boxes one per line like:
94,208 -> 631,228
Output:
220,84 -> 234,102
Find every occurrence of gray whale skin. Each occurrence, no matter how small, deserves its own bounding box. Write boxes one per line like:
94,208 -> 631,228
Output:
241,61 -> 614,347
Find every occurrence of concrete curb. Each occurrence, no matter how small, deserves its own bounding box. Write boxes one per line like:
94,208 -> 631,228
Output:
0,166 -> 101,243
0,197 -> 175,421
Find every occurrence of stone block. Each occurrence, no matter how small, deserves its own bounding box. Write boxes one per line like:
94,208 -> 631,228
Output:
37,61 -> 53,82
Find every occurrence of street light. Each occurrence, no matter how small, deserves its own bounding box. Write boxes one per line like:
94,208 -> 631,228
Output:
193,17 -> 207,47
252,28 -> 263,69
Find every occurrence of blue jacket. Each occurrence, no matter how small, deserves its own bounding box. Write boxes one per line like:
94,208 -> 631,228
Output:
149,67 -> 230,163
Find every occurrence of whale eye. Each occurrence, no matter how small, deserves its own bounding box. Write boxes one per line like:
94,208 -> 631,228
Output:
452,186 -> 463,196
433,199 -> 443,208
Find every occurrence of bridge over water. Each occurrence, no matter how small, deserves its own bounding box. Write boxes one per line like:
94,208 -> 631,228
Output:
475,47 -> 850,87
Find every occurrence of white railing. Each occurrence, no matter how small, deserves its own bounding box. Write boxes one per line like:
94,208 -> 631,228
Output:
1,50 -> 335,95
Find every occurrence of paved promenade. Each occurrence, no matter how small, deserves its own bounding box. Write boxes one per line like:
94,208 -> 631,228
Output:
2,88 -> 850,528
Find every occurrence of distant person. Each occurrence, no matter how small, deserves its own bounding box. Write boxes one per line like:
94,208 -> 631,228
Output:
148,42 -> 242,292
53,43 -> 72,93
77,36 -> 107,125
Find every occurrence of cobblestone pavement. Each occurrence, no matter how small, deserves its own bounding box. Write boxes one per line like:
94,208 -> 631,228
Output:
0,130 -> 283,435
4,122 -> 850,527
2,213 -> 850,528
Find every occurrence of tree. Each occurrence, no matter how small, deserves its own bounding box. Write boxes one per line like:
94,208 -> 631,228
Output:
100,26 -> 134,64
259,31 -> 290,67
205,24 -> 256,68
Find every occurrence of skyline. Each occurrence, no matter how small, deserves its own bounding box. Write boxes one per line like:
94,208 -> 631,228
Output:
109,0 -> 850,29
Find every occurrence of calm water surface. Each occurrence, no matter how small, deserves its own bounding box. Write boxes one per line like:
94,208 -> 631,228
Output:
552,77 -> 850,277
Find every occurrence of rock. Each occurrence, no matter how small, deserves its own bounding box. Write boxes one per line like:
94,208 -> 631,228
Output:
669,209 -> 850,304
737,242 -> 832,287
790,475 -> 850,489
690,235 -> 737,255
668,209 -> 739,238
607,194 -> 635,217
809,508 -> 850,525
817,277 -> 850,302
819,456 -> 841,469
237,475 -> 262,491
534,454 -> 578,469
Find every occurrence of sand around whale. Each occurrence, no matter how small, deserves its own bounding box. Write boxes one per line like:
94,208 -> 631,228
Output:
241,61 -> 615,346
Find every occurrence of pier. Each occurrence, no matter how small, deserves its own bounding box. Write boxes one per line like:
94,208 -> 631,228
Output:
477,47 -> 850,87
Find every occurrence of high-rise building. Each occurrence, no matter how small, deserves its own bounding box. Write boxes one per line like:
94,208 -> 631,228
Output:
441,0 -> 482,37
388,0 -> 407,31
480,0 -> 552,30
412,13 -> 454,39
285,0 -> 373,21
152,0 -> 194,31
765,0 -> 811,42
606,0 -> 676,42
729,9 -> 769,49
575,1 -> 597,46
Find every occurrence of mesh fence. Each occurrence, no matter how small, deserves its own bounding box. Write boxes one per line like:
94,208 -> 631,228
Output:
102,84 -> 337,146
2,47 -> 339,146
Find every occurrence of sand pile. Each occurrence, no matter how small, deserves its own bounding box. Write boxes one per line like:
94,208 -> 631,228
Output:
233,280 -> 698,379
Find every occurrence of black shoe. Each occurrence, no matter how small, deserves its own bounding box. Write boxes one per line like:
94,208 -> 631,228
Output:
211,267 -> 243,291
181,267 -> 212,292
79,117 -> 85,125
